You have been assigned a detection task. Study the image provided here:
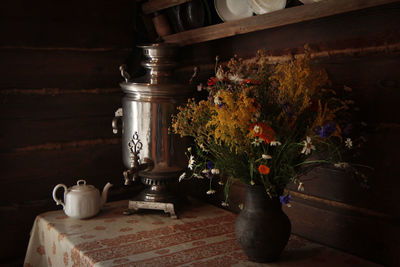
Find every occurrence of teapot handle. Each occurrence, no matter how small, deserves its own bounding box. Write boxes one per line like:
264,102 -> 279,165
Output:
52,184 -> 67,209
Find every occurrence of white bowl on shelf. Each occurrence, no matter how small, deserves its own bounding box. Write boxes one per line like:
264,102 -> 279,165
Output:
214,0 -> 254,21
247,0 -> 287,15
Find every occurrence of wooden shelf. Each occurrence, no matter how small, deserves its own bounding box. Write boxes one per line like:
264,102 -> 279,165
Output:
142,0 -> 191,15
162,0 -> 398,46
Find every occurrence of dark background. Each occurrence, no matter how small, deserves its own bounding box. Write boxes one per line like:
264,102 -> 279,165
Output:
0,0 -> 399,266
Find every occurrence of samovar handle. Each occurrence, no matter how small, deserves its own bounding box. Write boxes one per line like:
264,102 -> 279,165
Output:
189,66 -> 199,84
119,64 -> 131,83
112,108 -> 123,134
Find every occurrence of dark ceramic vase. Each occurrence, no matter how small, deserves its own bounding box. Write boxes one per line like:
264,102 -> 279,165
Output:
235,184 -> 291,262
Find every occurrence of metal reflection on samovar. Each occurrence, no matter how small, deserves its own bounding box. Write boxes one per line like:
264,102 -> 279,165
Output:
112,43 -> 192,218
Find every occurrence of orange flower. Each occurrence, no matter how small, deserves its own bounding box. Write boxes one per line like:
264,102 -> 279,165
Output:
207,77 -> 217,86
258,164 -> 270,175
241,79 -> 262,85
250,123 -> 275,144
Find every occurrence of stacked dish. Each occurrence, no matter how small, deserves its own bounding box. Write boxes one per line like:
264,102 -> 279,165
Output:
214,0 -> 254,21
247,0 -> 287,15
214,0 -> 287,21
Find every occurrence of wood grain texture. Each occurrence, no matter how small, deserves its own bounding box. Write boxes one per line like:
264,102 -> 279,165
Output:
284,197 -> 400,266
0,142 -> 124,203
0,91 -> 122,151
0,0 -> 399,264
163,0 -> 399,46
0,0 -> 135,48
0,49 -> 130,89
141,0 -> 191,14
178,2 -> 400,66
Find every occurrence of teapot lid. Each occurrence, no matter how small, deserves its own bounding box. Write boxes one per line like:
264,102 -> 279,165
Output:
70,180 -> 96,192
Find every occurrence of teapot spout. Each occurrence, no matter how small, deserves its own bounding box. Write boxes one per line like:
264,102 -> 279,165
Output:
101,182 -> 113,207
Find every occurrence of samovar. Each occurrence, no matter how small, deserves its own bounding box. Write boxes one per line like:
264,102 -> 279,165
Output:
112,43 -> 192,218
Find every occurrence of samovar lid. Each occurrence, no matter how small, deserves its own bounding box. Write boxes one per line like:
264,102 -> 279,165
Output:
119,43 -> 191,102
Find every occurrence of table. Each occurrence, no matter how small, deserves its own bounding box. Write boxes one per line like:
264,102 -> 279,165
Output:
24,199 -> 381,267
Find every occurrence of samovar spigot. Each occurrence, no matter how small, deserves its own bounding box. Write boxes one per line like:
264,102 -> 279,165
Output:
123,132 -> 154,185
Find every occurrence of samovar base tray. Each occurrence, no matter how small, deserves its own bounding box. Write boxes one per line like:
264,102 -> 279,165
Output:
123,200 -> 177,219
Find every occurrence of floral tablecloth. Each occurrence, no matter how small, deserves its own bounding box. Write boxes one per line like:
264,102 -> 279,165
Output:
24,199 -> 381,267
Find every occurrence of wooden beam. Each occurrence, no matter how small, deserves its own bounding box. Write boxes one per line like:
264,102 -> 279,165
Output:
163,0 -> 399,46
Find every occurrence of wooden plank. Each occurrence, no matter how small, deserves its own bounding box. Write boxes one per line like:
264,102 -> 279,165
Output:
0,117 -> 119,152
284,198 -> 399,266
178,4 -> 400,69
320,55 -> 400,124
0,89 -> 121,120
0,49 -> 130,89
0,143 -> 125,203
0,91 -> 122,150
0,0 -> 135,48
164,0 -> 399,46
142,0 -> 191,15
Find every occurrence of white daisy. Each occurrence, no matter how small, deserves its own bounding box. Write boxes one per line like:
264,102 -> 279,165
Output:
178,172 -> 186,182
188,155 -> 195,170
253,125 -> 261,133
270,141 -> 282,146
221,201 -> 229,207
199,143 -> 208,152
206,189 -> 216,195
228,73 -> 243,83
193,173 -> 203,179
301,136 -> 316,155
216,66 -> 225,80
262,154 -> 272,160
297,182 -> 304,191
211,169 -> 220,175
214,96 -> 222,105
345,138 -> 353,149
251,138 -> 263,147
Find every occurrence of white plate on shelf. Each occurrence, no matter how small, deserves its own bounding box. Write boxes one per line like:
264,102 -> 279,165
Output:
214,0 -> 254,22
247,0 -> 286,15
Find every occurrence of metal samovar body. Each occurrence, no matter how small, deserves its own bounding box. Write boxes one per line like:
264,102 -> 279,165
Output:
112,44 -> 191,218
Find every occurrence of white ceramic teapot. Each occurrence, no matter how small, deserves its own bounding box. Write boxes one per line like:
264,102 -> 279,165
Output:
52,179 -> 113,219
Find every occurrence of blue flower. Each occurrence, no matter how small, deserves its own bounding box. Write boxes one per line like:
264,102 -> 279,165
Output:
315,122 -> 336,138
207,161 -> 214,170
279,194 -> 292,205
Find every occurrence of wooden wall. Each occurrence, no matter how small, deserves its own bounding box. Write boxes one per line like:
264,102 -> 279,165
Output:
180,2 -> 400,267
0,0 -> 399,266
0,0 -> 139,264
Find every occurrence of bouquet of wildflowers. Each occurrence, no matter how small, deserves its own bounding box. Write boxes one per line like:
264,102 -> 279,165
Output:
172,51 -> 367,206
